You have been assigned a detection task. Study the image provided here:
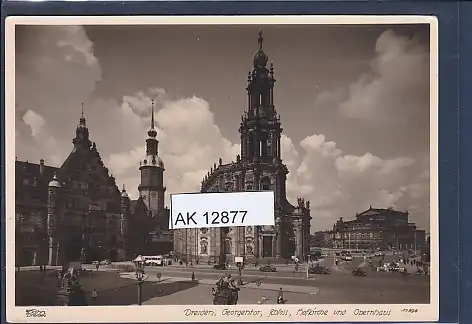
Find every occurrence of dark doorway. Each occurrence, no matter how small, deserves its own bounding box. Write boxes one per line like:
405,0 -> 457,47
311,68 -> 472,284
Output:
107,249 -> 118,261
288,238 -> 296,257
64,233 -> 83,263
20,248 -> 34,266
220,227 -> 230,264
262,236 -> 273,257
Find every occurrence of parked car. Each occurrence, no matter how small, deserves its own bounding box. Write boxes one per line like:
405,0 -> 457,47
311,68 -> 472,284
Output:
259,265 -> 277,272
342,254 -> 353,261
103,259 -> 112,265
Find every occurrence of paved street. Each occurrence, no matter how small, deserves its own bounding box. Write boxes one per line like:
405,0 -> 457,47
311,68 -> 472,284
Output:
16,254 -> 429,306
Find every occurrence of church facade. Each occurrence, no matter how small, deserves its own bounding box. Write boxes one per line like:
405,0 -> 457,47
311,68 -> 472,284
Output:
173,31 -> 312,264
15,105 -> 172,266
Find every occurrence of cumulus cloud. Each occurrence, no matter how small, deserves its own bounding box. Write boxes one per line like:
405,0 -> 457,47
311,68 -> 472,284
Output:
300,29 -> 431,230
338,29 -> 429,124
282,133 -> 430,231
22,110 -> 45,137
106,89 -> 240,202
15,26 -> 102,164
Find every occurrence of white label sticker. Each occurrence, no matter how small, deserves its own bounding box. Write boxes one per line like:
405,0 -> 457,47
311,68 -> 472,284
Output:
169,191 -> 275,229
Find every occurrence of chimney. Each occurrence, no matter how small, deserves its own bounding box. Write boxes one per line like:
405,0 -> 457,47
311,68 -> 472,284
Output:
39,159 -> 45,175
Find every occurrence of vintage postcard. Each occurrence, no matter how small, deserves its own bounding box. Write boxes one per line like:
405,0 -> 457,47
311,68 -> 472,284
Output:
5,15 -> 438,323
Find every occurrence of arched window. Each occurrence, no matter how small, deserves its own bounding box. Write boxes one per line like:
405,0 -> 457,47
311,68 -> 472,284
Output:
260,177 -> 271,191
200,239 -> 208,254
224,239 -> 232,254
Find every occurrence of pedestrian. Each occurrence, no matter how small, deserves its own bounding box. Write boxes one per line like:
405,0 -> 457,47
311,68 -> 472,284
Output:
91,289 -> 98,305
277,288 -> 284,304
57,272 -> 63,289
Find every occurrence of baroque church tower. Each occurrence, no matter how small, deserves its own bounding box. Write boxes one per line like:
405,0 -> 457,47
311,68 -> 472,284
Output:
241,30 -> 282,164
138,101 -> 166,216
173,29 -> 311,265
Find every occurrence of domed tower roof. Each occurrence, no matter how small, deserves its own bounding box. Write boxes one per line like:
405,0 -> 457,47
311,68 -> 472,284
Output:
140,99 -> 164,169
48,173 -> 61,188
253,29 -> 268,68
141,154 -> 164,168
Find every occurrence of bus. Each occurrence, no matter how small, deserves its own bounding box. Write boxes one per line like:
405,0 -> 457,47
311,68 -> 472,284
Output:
143,255 -> 163,266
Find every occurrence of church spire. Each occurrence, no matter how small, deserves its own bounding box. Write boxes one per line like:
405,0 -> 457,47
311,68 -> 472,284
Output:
151,100 -> 155,128
147,99 -> 157,138
258,27 -> 264,51
79,102 -> 86,128
253,27 -> 268,68
73,102 -> 91,150
143,99 -> 161,160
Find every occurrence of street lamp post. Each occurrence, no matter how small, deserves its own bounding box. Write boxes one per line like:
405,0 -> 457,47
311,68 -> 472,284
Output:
133,255 -> 146,305
238,262 -> 243,285
306,254 -> 311,279
414,231 -> 417,256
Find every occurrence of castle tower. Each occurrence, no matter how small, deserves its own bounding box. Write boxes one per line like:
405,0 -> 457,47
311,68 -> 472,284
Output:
47,173 -> 61,266
72,103 -> 92,152
138,100 -> 166,216
240,29 -> 282,164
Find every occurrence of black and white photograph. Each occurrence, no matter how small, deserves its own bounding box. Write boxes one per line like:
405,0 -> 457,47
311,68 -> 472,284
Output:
5,16 -> 438,322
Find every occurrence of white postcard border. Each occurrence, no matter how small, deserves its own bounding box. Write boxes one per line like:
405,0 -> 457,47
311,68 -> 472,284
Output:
5,15 -> 439,323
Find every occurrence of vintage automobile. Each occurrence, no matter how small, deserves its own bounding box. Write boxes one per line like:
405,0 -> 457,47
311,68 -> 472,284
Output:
259,265 -> 277,272
213,264 -> 227,270
341,254 -> 353,261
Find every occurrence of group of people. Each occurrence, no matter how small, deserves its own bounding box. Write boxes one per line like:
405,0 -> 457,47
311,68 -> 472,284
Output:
214,273 -> 240,304
216,273 -> 239,291
214,273 -> 286,305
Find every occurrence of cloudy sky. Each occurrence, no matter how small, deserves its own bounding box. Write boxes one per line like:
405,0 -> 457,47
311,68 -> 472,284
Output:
15,23 -> 431,231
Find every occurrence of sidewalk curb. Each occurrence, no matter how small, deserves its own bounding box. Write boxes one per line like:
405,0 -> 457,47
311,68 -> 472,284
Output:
118,273 -> 320,295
